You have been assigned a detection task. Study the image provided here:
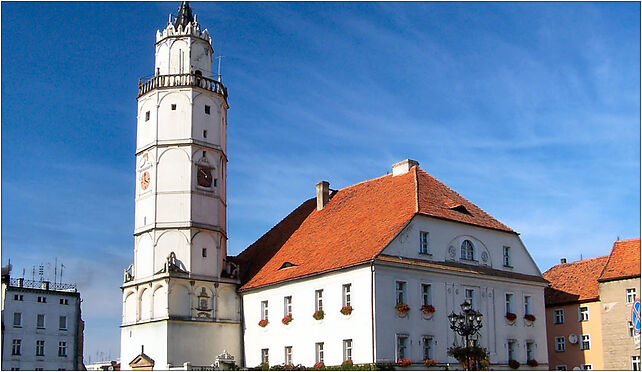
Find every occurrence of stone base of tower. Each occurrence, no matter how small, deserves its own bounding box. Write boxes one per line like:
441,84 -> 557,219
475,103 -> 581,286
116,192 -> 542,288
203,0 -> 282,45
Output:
121,319 -> 242,370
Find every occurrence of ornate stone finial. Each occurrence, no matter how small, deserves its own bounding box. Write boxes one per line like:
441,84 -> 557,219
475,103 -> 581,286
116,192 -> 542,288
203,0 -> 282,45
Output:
174,2 -> 194,28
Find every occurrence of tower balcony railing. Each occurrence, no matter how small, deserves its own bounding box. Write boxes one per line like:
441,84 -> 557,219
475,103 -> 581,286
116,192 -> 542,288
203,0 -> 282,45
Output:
138,73 -> 228,99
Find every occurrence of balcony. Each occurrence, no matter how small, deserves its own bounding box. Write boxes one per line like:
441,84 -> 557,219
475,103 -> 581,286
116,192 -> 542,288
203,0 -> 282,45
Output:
138,73 -> 228,100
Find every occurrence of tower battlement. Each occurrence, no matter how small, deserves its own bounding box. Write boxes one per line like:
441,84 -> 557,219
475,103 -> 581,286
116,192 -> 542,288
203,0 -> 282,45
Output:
156,21 -> 211,45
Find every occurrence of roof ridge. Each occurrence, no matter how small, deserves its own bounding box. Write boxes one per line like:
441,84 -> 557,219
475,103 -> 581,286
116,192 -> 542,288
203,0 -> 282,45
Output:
544,255 -> 609,272
413,166 -> 420,213
335,172 -> 392,192
615,238 -> 641,243
599,241 -> 619,279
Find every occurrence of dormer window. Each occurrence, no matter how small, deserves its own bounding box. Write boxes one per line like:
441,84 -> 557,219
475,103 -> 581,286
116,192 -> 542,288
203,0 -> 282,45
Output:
461,240 -> 474,261
279,262 -> 297,270
450,205 -> 472,215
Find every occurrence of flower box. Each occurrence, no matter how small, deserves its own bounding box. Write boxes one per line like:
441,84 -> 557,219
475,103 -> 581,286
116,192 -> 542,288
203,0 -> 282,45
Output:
313,362 -> 325,370
524,314 -> 536,322
341,359 -> 353,369
258,319 -> 268,327
424,358 -> 437,368
421,305 -> 436,314
505,312 -> 517,321
527,359 -> 538,367
312,310 -> 325,320
397,358 -> 411,367
282,314 -> 293,325
340,305 -> 353,316
509,359 -> 520,369
395,303 -> 410,315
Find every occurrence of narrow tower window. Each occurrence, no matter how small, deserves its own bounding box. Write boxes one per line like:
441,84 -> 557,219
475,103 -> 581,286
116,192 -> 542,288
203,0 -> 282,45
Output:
203,129 -> 208,138
205,105 -> 211,115
171,104 -> 176,111
202,248 -> 207,258
145,111 -> 150,121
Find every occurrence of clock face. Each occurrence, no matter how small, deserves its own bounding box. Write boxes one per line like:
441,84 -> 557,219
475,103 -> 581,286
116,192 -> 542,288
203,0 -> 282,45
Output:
140,171 -> 150,190
197,167 -> 212,187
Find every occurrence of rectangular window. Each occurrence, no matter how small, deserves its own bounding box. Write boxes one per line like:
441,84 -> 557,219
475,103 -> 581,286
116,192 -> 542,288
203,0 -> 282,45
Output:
171,104 -> 176,110
315,290 -> 323,311
145,111 -> 150,121
627,288 -> 637,304
524,295 -> 532,315
555,366 -> 568,371
14,294 -> 23,301
59,316 -> 67,330
284,296 -> 292,316
580,334 -> 591,350
343,339 -> 353,362
261,349 -> 269,365
205,105 -> 211,115
422,336 -> 433,360
579,306 -> 589,321
202,248 -> 207,258
342,284 -> 351,307
465,288 -> 475,308
36,340 -> 45,356
554,309 -> 565,324
11,339 -> 21,355
284,346 -> 292,365
420,231 -> 430,254
503,246 -> 511,266
630,321 -> 635,337
580,364 -> 593,370
396,281 -> 407,305
315,342 -> 324,363
396,335 -> 408,360
58,341 -> 67,357
37,314 -> 45,329
261,301 -> 268,321
526,341 -> 535,361
505,294 -> 513,314
507,340 -> 517,361
422,284 -> 432,306
203,129 -> 208,138
632,355 -> 641,371
554,336 -> 566,352
37,296 -> 47,303
13,312 -> 22,327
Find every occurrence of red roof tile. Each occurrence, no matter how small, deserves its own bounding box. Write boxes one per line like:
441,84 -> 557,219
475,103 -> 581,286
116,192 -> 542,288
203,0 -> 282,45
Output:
598,238 -> 641,282
237,166 -> 516,291
543,256 -> 608,306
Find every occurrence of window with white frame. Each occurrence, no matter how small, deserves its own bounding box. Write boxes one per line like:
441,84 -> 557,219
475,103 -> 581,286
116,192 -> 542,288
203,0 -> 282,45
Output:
580,334 -> 591,350
396,281 -> 407,305
420,231 -> 430,254
11,339 -> 21,355
396,335 -> 408,360
503,246 -> 511,266
37,314 -> 45,329
261,349 -> 269,365
343,339 -> 353,362
465,288 -> 475,308
505,294 -> 513,314
524,295 -> 532,315
13,312 -> 22,327
526,341 -> 536,361
554,309 -> 565,324
632,355 -> 641,371
59,316 -> 67,330
580,364 -> 592,370
343,284 -> 351,307
579,306 -> 589,321
315,290 -> 323,311
284,346 -> 292,365
555,366 -> 568,371
627,288 -> 637,304
284,296 -> 292,316
261,301 -> 268,321
422,284 -> 432,306
58,342 -> 67,357
422,336 -> 433,360
554,337 -> 565,352
315,342 -> 324,363
630,321 -> 635,337
507,340 -> 517,361
36,340 -> 45,356
461,240 -> 474,260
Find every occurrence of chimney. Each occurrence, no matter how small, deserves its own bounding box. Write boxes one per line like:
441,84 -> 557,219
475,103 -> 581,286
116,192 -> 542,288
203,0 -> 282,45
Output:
560,258 -> 567,264
42,281 -> 50,290
17,278 -> 24,287
392,159 -> 419,176
316,181 -> 329,210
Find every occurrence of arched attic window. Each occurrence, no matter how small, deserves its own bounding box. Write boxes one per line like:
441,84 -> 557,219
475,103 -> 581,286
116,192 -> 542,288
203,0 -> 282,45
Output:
461,240 -> 474,261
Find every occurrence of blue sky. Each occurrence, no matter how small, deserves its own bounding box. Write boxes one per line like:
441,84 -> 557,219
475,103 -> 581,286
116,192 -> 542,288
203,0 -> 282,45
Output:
2,1 -> 639,364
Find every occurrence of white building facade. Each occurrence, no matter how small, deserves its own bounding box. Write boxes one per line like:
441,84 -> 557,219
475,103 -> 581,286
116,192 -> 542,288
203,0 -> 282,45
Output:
2,275 -> 83,371
120,3 -> 241,370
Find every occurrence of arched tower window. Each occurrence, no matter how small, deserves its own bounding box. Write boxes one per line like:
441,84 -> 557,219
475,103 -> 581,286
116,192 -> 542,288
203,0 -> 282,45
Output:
461,240 -> 474,261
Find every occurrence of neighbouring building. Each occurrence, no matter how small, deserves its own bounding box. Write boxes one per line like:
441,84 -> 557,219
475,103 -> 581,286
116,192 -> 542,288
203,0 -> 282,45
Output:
544,238 -> 641,371
1,265 -> 84,371
235,159 -> 550,369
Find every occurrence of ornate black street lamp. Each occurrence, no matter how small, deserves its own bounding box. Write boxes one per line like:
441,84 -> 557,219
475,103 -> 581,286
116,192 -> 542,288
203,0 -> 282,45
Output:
448,300 -> 484,370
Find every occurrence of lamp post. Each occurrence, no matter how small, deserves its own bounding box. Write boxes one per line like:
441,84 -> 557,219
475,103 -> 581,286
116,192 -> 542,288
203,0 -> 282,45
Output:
448,300 -> 484,370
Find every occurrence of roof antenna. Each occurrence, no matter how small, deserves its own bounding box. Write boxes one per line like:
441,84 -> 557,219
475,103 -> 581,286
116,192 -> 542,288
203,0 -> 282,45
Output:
616,235 -> 620,241
216,55 -> 224,82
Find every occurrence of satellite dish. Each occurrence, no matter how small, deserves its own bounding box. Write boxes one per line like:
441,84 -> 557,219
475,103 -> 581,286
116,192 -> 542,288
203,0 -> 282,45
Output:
569,334 -> 578,344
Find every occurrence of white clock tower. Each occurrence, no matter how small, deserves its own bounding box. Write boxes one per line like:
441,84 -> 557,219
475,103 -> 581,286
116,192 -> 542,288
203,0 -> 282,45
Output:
121,2 -> 242,369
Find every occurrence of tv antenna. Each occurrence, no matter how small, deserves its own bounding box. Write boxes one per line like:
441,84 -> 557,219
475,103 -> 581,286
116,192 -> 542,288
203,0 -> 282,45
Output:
215,55 -> 224,82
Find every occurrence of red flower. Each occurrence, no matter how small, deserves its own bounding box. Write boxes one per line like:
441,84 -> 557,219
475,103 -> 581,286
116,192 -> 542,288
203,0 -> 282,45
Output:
340,305 -> 353,315
505,312 -> 517,321
527,359 -> 538,367
312,310 -> 325,320
524,314 -> 536,322
258,319 -> 268,327
397,358 -> 411,367
341,359 -> 353,368
395,303 -> 410,314
281,314 -> 293,325
509,359 -> 520,369
424,358 -> 437,367
313,362 -> 325,370
421,305 -> 436,314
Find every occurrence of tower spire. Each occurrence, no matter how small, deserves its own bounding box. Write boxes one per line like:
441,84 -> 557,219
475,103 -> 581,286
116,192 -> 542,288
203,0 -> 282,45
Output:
174,1 -> 194,28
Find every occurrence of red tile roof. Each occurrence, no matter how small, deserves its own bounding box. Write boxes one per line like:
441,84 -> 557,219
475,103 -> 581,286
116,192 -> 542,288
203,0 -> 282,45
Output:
543,256 -> 609,306
237,166 -> 516,291
598,238 -> 641,282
